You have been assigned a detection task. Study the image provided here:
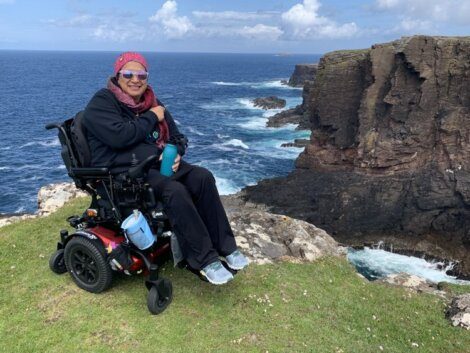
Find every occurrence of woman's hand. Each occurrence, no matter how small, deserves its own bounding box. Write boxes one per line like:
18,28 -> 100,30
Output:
159,153 -> 181,173
150,106 -> 165,122
172,154 -> 181,172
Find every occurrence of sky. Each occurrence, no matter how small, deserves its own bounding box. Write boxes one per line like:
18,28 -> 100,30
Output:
0,0 -> 469,54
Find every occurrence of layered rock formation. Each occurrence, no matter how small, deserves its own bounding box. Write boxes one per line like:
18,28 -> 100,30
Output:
244,36 -> 470,276
287,64 -> 318,87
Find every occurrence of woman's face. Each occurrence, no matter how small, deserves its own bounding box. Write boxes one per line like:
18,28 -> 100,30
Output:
117,61 -> 148,101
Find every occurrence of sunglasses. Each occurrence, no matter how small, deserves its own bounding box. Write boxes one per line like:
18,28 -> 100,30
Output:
118,70 -> 149,81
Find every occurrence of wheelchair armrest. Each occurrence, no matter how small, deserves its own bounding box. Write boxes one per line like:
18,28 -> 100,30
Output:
71,167 -> 109,177
128,155 -> 159,179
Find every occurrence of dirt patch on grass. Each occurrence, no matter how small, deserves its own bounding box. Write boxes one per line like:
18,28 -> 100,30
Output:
37,285 -> 80,324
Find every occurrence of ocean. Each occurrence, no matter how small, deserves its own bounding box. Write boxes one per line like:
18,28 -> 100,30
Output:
0,51 -> 319,215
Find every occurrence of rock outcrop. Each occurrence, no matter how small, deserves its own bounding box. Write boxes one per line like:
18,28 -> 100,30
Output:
377,273 -> 446,297
446,294 -> 470,330
252,96 -> 286,110
267,78 -> 315,131
1,182 -> 344,265
266,105 -> 310,130
287,64 -> 318,87
222,193 -> 345,264
0,183 -> 88,228
243,36 -> 470,277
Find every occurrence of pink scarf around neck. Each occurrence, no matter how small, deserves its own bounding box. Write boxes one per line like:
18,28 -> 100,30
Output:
107,78 -> 169,148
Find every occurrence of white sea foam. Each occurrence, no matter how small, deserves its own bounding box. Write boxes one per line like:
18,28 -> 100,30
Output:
186,126 -> 205,136
18,175 -> 44,182
20,137 -> 60,149
222,139 -> 249,149
214,176 -> 240,195
238,117 -> 269,130
205,158 -> 232,166
347,247 -> 470,285
16,164 -> 44,170
262,109 -> 283,118
57,165 -> 66,170
211,80 -> 302,90
211,81 -> 244,86
14,206 -> 26,213
0,146 -> 11,151
0,166 -> 11,171
251,80 -> 302,90
237,98 -> 260,110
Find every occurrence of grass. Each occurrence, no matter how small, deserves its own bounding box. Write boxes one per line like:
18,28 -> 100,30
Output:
0,197 -> 469,353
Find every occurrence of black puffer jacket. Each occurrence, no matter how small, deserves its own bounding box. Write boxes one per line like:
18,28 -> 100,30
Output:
83,88 -> 187,172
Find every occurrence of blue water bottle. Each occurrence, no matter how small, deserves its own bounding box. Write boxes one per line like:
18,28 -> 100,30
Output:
160,143 -> 178,177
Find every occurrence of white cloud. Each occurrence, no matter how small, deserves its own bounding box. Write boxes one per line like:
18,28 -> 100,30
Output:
43,14 -> 92,27
394,18 -> 432,33
0,0 -> 15,4
92,23 -> 146,42
281,0 -> 358,39
192,11 -> 275,22
376,0 -> 401,8
149,0 -> 194,39
238,24 -> 283,41
374,0 -> 470,25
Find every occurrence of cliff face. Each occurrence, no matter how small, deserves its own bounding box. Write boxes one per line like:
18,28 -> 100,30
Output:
244,36 -> 470,276
288,64 -> 318,87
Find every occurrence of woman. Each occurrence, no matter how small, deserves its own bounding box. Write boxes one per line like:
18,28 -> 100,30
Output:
83,52 -> 248,285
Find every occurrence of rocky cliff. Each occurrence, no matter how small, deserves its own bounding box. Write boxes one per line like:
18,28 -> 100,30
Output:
287,64 -> 318,87
244,36 -> 470,277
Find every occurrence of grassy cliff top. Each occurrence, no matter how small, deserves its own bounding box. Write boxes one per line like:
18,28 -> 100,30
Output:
0,197 -> 469,353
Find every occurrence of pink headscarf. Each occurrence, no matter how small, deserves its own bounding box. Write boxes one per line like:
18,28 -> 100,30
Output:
114,52 -> 148,76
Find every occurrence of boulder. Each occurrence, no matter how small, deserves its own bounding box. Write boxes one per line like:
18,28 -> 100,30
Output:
0,182 -> 88,228
252,96 -> 286,110
228,210 -> 345,264
37,182 -> 88,216
446,294 -> 470,330
377,273 -> 446,297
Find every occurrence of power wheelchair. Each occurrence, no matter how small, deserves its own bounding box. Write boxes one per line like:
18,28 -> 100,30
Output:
46,112 -> 178,315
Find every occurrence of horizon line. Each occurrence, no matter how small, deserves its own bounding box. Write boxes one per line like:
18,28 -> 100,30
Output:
0,48 -> 323,56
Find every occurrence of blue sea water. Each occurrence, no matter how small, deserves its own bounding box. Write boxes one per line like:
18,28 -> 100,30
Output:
0,51 -> 319,215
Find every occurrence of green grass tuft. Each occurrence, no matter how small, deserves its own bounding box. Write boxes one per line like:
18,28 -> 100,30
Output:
0,198 -> 469,353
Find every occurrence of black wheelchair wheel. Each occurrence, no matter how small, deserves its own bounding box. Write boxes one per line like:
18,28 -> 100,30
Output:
147,279 -> 173,315
64,236 -> 112,293
49,249 -> 67,274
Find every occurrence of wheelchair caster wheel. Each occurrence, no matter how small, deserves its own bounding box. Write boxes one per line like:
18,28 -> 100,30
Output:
147,279 -> 173,315
49,249 -> 67,274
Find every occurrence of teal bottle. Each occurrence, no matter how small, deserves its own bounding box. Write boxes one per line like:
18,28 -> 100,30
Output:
160,143 -> 178,177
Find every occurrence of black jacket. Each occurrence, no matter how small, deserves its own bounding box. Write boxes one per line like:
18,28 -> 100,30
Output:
83,88 -> 186,172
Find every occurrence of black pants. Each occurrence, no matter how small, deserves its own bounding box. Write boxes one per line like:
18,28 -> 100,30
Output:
146,161 -> 237,270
